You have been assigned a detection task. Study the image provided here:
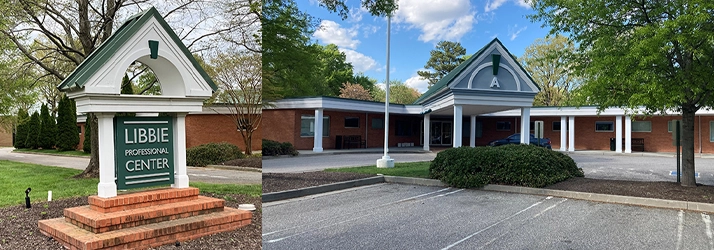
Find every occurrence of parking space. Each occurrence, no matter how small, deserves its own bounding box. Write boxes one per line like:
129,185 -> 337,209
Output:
570,154 -> 714,185
264,183 -> 714,249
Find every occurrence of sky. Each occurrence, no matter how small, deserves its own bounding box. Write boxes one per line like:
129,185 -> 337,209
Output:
299,0 -> 551,94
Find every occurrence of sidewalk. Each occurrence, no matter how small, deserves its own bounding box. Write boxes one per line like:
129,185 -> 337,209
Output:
296,146 -> 430,156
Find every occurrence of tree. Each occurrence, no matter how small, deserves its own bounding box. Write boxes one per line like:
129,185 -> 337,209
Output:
339,82 -> 373,101
39,104 -> 56,149
13,109 -> 29,149
352,73 -> 377,92
531,0 -> 714,187
25,111 -> 41,149
56,95 -> 78,151
121,74 -> 134,95
372,80 -> 421,104
317,44 -> 354,97
520,35 -> 580,106
210,51 -> 262,155
417,41 -> 467,87
82,113 -> 92,153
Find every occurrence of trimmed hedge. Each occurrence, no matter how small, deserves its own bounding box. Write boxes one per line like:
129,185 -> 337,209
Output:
186,142 -> 245,167
430,144 -> 583,188
262,139 -> 298,156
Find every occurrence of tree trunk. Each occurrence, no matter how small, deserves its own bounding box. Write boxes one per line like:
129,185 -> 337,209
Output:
74,113 -> 99,178
242,130 -> 253,155
681,106 -> 697,187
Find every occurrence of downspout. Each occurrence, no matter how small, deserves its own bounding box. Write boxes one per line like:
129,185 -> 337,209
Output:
365,113 -> 368,148
699,115 -> 702,156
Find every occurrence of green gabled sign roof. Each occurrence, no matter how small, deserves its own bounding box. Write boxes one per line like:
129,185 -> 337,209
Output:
413,38 -> 538,104
57,7 -> 217,91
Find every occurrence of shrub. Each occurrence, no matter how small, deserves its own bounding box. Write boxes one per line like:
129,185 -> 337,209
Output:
56,95 -> 79,151
25,111 -> 41,149
261,139 -> 298,156
14,109 -> 29,149
186,142 -> 245,167
40,104 -> 57,149
429,144 -> 583,188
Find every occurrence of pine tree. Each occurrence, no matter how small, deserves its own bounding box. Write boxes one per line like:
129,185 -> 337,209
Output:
83,113 -> 92,153
39,104 -> 57,149
14,109 -> 29,149
25,111 -> 41,149
121,74 -> 134,94
56,95 -> 79,151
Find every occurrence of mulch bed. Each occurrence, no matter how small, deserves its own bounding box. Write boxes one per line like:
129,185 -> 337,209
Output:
263,172 -> 376,193
0,193 -> 261,250
220,157 -> 262,169
265,172 -> 714,205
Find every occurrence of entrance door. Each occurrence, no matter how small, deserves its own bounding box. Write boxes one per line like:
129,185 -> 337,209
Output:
430,121 -> 453,146
430,122 -> 442,145
442,122 -> 452,145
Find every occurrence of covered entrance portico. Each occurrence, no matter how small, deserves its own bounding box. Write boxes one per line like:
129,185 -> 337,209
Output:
416,38 -> 540,150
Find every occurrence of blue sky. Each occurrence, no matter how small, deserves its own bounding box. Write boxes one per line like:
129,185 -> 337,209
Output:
299,0 -> 551,93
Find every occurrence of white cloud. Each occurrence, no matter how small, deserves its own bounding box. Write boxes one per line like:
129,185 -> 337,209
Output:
313,20 -> 360,49
485,0 -> 533,12
508,25 -> 527,40
340,48 -> 379,73
392,0 -> 476,43
405,74 -> 430,93
348,7 -> 365,23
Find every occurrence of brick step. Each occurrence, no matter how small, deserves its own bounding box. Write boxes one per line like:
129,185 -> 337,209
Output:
39,207 -> 251,250
88,187 -> 199,213
64,196 -> 225,233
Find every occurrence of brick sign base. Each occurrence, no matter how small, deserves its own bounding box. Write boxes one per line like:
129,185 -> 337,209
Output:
38,188 -> 251,249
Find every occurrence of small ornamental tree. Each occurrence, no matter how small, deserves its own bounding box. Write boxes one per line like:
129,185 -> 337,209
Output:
56,95 -> 79,151
13,109 -> 29,149
40,104 -> 57,149
25,111 -> 41,149
82,113 -> 93,153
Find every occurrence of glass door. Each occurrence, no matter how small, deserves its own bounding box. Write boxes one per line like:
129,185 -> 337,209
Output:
442,122 -> 452,145
430,121 -> 453,146
430,122 -> 442,145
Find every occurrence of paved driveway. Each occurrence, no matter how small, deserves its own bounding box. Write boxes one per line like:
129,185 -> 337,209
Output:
263,152 -> 437,173
0,148 -> 261,185
569,153 -> 714,185
264,183 -> 712,250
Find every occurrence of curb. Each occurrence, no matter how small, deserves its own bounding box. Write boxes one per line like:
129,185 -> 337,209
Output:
262,176 -> 385,202
264,175 -> 714,213
206,165 -> 262,173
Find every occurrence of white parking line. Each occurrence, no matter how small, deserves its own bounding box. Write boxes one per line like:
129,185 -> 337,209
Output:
702,213 -> 713,250
262,187 -> 452,237
676,210 -> 684,250
441,198 -> 547,250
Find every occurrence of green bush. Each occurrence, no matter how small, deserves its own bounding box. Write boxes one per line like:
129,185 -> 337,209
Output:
429,144 -> 583,188
186,142 -> 245,167
262,139 -> 298,156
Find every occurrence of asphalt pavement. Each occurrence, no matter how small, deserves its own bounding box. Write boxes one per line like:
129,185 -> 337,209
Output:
264,183 -> 711,250
262,152 -> 437,173
0,147 -> 261,185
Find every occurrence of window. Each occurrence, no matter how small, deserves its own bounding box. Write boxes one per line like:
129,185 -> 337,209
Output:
496,121 -> 511,131
595,121 -> 614,132
668,120 -> 682,133
300,115 -> 329,137
372,118 -> 384,129
553,121 -> 561,131
395,120 -> 413,136
710,121 -> 714,142
529,121 -> 535,131
476,121 -> 483,138
631,121 -> 651,132
344,117 -> 359,128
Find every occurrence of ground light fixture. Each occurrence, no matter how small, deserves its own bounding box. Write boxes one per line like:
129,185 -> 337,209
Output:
238,204 -> 256,211
377,14 -> 395,169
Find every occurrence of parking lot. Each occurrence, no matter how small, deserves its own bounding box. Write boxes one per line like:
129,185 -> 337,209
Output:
264,184 -> 714,249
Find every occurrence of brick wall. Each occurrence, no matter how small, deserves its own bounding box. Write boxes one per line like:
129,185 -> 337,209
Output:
0,126 -> 12,147
185,114 -> 262,151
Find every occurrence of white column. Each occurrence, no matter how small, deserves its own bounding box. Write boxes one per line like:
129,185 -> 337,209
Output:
172,113 -> 189,188
568,116 -> 575,151
560,116 -> 567,151
625,115 -> 632,153
453,105 -> 463,148
96,113 -> 117,198
520,108 -> 531,144
313,109 -> 323,152
615,115 -> 622,153
423,114 -> 430,151
470,115 -> 477,147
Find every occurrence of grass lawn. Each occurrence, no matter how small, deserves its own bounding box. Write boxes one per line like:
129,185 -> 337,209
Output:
324,161 -> 432,178
14,148 -> 90,157
0,160 -> 261,208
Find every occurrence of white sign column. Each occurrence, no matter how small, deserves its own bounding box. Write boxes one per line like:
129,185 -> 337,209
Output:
615,115 -> 622,153
520,108 -> 531,144
96,113 -> 117,198
625,115 -> 632,153
560,116 -> 567,151
453,105 -> 463,148
568,116 -> 575,151
423,114 -> 430,151
313,109 -> 323,152
470,115 -> 477,147
172,113 -> 189,188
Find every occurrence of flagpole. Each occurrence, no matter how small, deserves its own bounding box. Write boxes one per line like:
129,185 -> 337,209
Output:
377,14 -> 394,168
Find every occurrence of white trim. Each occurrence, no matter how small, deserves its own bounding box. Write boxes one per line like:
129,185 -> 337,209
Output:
616,116 -> 623,153
625,116 -> 632,153
466,62 -> 521,91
